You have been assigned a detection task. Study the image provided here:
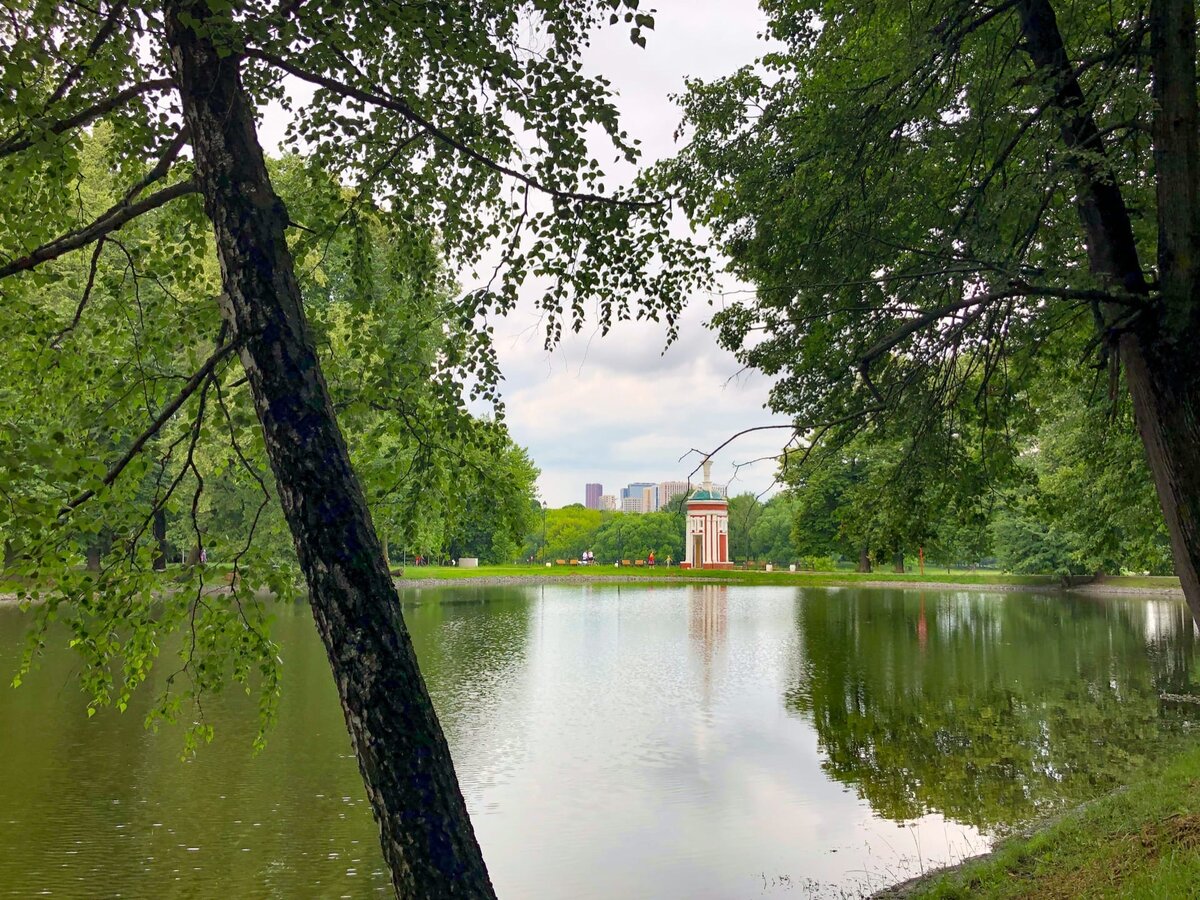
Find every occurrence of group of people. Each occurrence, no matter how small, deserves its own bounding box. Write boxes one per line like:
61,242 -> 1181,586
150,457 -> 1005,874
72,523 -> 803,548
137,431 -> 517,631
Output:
581,550 -> 596,565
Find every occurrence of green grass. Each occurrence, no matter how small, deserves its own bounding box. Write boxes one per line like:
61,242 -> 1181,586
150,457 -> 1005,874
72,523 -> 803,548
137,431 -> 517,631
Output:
1089,574 -> 1184,590
393,563 -> 1067,588
904,743 -> 1200,899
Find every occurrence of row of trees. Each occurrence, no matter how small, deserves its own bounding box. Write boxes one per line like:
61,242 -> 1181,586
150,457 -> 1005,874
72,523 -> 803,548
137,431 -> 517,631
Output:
782,354 -> 1171,577
532,359 -> 1170,578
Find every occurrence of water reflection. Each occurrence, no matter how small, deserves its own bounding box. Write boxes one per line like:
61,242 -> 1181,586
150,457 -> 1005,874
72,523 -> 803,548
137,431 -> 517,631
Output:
786,589 -> 1198,831
0,585 -> 1196,898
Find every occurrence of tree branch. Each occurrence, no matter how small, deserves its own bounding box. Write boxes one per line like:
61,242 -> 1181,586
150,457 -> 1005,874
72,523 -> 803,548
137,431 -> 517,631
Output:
245,48 -> 658,210
63,334 -> 238,512
49,237 -> 106,349
0,179 -> 197,280
0,78 -> 175,159
44,0 -> 130,107
858,281 -> 1136,369
1015,0 -> 1148,294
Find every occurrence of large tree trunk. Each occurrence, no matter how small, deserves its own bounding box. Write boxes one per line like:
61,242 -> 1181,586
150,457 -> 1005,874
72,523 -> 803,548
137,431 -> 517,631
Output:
1129,0 -> 1200,624
857,548 -> 872,573
1016,0 -> 1200,623
164,5 -> 495,897
1123,336 -> 1200,625
892,551 -> 905,574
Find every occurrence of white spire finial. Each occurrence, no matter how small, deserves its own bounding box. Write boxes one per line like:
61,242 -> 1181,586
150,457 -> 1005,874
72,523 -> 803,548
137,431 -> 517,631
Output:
702,458 -> 713,492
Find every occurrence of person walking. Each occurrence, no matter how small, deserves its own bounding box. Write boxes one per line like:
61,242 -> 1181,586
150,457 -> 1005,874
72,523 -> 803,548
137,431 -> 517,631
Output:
648,550 -> 656,567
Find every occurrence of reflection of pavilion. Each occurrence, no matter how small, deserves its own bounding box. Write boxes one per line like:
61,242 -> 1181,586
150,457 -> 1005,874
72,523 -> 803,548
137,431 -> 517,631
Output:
689,585 -> 728,704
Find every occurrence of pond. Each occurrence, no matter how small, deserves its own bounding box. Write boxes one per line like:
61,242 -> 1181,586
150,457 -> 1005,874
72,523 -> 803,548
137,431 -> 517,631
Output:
0,584 -> 1197,898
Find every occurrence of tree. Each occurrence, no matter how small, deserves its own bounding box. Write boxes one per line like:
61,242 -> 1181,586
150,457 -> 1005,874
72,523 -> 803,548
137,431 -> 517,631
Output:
749,493 -> 800,565
667,0 -> 1200,623
726,492 -> 763,562
991,367 -> 1172,576
1,2 -> 702,894
589,511 -> 685,563
523,506 -> 603,562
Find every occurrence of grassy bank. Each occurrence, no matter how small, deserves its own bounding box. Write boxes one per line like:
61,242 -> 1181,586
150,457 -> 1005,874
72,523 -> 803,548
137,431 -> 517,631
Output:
393,564 -> 1183,592
394,564 -> 1059,587
895,743 -> 1200,899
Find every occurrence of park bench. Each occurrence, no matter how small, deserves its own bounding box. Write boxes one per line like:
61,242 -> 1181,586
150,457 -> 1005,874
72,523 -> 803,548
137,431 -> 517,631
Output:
634,559 -> 645,566
570,559 -> 579,566
621,559 -> 631,567
556,559 -> 567,566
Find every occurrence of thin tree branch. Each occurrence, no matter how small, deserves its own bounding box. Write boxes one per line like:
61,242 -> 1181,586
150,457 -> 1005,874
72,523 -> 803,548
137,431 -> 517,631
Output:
0,179 -> 197,280
44,0 -> 130,107
245,48 -> 658,210
49,237 -> 106,348
858,281 -> 1135,369
0,78 -> 175,159
63,333 -> 237,512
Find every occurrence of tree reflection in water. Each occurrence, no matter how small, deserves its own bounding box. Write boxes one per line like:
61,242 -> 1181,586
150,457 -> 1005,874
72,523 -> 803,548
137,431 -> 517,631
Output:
785,588 -> 1199,831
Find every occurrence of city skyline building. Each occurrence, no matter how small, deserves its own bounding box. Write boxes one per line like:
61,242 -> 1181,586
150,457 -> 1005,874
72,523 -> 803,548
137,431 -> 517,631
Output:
622,482 -> 655,503
568,478 -> 728,512
658,480 -> 690,508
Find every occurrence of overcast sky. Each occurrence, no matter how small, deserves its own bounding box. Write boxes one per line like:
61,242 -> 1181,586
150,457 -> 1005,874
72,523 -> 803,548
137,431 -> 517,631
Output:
482,1 -> 789,507
265,1 -> 787,507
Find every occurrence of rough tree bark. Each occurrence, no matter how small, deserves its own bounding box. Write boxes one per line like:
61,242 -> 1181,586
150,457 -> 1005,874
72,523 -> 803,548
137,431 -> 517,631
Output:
163,4 -> 496,897
1016,0 -> 1200,625
857,548 -> 872,573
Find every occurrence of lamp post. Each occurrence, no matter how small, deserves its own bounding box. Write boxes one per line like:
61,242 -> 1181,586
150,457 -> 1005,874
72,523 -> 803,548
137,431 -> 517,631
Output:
540,501 -> 547,564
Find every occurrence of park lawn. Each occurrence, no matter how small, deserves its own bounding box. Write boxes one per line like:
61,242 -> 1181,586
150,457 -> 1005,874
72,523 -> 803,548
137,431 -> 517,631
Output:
906,743 -> 1200,899
394,564 -> 1067,588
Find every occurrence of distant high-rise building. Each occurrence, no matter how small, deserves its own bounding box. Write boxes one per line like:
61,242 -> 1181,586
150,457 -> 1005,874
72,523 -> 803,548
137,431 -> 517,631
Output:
658,480 -> 690,508
620,496 -> 643,514
585,483 -> 603,509
599,494 -> 617,511
623,482 -> 654,504
642,485 -> 659,513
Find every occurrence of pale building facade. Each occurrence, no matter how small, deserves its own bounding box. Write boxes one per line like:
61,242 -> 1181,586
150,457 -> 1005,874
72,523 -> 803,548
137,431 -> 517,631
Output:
620,496 -> 643,514
598,494 -> 617,511
658,480 -> 689,508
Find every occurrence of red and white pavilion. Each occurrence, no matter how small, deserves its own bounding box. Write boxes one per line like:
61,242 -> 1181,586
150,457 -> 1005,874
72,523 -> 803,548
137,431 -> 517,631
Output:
680,459 -> 733,570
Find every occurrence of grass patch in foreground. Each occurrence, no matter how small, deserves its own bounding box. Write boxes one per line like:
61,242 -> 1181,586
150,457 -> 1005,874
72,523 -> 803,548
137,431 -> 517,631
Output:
908,743 -> 1200,899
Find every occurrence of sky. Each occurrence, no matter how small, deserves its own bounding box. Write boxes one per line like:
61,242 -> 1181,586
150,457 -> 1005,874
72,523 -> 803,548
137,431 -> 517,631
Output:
264,1 -> 789,508
478,1 -> 789,507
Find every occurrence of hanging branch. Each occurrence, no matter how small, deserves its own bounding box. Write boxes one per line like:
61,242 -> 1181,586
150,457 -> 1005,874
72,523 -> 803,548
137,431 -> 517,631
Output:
63,333 -> 238,512
245,48 -> 659,210
49,237 -> 106,349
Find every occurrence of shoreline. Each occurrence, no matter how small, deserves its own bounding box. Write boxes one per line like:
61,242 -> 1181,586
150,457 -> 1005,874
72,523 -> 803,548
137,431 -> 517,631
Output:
394,573 -> 1185,597
3,573 -> 1185,603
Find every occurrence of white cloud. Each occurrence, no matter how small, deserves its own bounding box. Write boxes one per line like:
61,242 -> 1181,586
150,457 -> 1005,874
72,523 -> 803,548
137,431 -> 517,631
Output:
486,0 -> 782,506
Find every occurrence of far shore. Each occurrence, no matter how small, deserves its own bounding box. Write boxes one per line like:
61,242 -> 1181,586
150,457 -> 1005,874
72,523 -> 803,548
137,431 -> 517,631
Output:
2,568 -> 1184,605
392,567 -> 1184,597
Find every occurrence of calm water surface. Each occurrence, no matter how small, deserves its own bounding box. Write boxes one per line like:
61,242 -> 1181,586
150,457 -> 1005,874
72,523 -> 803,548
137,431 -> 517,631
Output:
1,584 -> 1197,898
